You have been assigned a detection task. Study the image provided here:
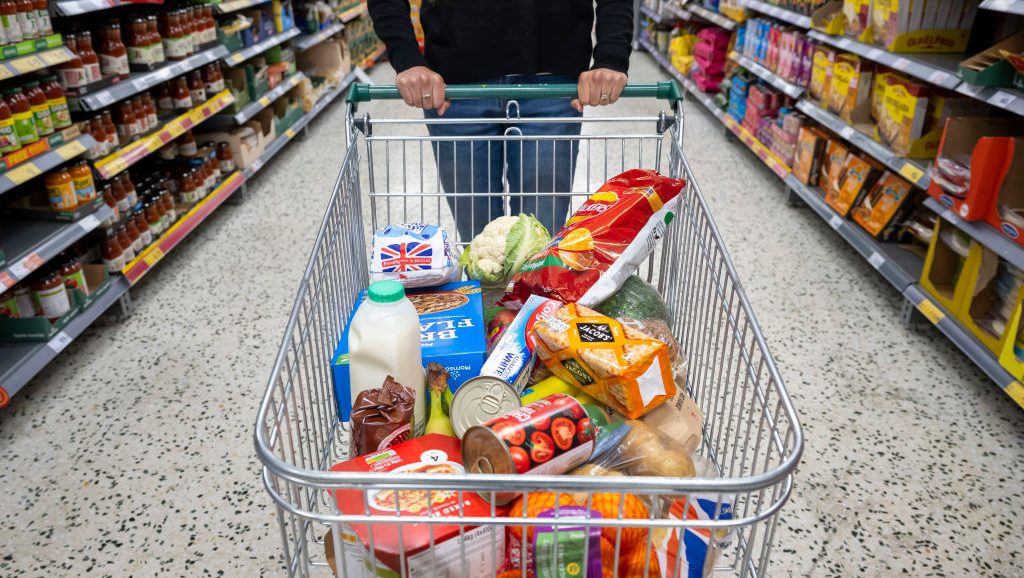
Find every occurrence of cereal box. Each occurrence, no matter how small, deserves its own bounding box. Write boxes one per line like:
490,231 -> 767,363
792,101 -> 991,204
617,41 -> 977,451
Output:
330,434 -> 506,578
793,127 -> 829,186
825,154 -> 883,217
332,281 -> 486,422
809,46 -> 838,105
877,74 -> 929,155
852,171 -> 916,238
827,54 -> 873,123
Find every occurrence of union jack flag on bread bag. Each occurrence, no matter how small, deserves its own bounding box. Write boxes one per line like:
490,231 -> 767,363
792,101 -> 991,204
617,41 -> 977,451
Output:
370,224 -> 460,288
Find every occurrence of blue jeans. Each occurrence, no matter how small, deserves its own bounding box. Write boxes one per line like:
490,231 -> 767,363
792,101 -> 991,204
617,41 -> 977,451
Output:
425,74 -> 582,242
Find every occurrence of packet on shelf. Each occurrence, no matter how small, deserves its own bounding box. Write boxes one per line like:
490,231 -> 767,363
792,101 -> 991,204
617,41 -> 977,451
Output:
531,303 -> 675,419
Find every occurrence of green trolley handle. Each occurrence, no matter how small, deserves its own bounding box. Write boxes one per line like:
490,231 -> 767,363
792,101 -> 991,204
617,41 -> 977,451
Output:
346,81 -> 683,106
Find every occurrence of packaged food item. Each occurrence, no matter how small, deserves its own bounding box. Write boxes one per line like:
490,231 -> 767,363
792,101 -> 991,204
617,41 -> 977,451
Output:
532,506 -> 604,578
877,74 -> 930,156
653,494 -> 733,578
852,171 -> 916,238
330,434 -> 506,578
531,304 -> 675,419
641,387 -> 703,454
808,46 -> 837,105
486,307 -> 518,353
826,54 -> 873,124
594,274 -> 670,323
369,223 -> 460,288
462,393 -> 597,504
424,362 -> 455,436
843,0 -> 871,37
461,213 -> 551,288
825,154 -> 883,217
348,280 -> 425,437
820,139 -> 850,197
449,374 -> 522,438
582,419 -> 696,479
502,169 -> 685,308
350,375 -> 415,457
792,127 -> 828,186
333,280 -> 485,423
480,294 -> 562,394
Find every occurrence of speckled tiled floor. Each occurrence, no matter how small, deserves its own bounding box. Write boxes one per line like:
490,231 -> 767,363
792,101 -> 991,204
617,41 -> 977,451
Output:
2,54 -> 1023,578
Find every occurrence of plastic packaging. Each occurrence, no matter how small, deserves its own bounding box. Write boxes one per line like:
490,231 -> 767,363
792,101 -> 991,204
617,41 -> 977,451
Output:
369,223 -> 460,288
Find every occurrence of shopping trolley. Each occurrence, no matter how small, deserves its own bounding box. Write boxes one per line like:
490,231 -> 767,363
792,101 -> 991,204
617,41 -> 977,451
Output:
255,81 -> 803,578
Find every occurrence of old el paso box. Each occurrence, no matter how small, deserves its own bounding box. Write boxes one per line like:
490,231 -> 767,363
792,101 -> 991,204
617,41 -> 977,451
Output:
332,280 -> 486,422
330,434 -> 506,578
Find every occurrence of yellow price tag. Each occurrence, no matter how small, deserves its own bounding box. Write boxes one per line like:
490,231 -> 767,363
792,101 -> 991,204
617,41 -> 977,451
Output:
144,137 -> 163,152
39,49 -> 67,66
10,56 -> 43,74
99,158 -> 128,178
285,128 -> 296,139
6,163 -> 42,184
0,66 -> 11,80
899,163 -> 925,184
56,141 -> 87,160
1006,381 -> 1024,409
143,246 -> 165,266
258,96 -> 271,107
916,299 -> 945,325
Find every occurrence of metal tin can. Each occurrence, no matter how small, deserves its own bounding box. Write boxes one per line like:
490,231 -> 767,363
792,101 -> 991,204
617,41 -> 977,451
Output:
461,393 -> 596,505
448,375 -> 521,439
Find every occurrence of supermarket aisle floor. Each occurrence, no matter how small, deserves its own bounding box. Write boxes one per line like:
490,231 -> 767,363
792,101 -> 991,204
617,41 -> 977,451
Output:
0,55 -> 1023,578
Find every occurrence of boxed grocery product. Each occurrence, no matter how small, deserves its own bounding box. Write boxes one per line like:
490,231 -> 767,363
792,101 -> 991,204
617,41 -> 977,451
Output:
870,0 -> 976,52
330,434 -> 506,577
869,70 -> 893,123
808,45 -> 837,105
827,54 -> 873,124
332,280 -> 486,422
843,0 -> 872,39
531,303 -> 675,419
825,153 -> 883,216
820,139 -> 850,196
851,171 -> 916,239
877,74 -> 930,156
792,126 -> 829,185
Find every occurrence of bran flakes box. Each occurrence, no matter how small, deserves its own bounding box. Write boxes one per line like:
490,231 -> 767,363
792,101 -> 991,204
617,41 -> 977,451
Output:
330,434 -> 506,578
331,280 -> 486,422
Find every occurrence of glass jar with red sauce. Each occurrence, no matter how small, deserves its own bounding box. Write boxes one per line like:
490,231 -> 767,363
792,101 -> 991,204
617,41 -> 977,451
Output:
76,30 -> 102,84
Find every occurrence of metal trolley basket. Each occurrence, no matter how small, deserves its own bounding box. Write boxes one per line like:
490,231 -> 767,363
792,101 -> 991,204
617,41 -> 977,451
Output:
255,81 -> 803,578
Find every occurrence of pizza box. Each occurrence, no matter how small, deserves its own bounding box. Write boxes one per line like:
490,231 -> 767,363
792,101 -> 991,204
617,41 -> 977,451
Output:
331,280 -> 486,422
329,434 -> 505,577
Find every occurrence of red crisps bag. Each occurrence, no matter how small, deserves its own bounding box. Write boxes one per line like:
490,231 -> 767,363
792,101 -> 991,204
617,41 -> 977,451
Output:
501,169 -> 685,308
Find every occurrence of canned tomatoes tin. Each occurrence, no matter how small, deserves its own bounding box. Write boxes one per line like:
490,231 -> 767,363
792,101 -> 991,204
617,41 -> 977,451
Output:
462,393 -> 596,505
449,375 -> 522,438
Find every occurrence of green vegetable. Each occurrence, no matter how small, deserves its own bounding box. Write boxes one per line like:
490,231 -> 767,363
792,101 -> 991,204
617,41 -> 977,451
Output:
460,214 -> 551,287
595,275 -> 670,322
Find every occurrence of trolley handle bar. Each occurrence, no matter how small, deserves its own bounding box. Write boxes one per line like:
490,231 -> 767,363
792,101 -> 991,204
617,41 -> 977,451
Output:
347,81 -> 683,106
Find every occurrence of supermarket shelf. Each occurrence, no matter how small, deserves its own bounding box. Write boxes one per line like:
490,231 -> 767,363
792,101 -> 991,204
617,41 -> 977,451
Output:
294,22 -> 345,52
688,4 -> 737,29
723,115 -> 791,179
0,204 -> 114,293
729,51 -> 804,99
640,35 -> 723,119
78,45 -> 229,111
664,2 -> 692,19
244,71 -> 352,178
122,171 -> 245,285
903,284 -> 1024,409
337,3 -> 366,23
955,83 -> 1024,119
785,175 -> 922,290
806,30 -> 961,90
0,47 -> 74,83
224,28 -> 301,66
0,135 -> 96,197
640,4 -> 669,23
357,44 -> 386,70
93,90 -> 235,180
980,0 -> 1024,15
738,0 -> 810,27
923,196 -> 1024,272
0,275 -> 130,408
52,0 -> 138,16
215,0 -> 271,14
233,72 -> 306,124
795,99 -> 931,189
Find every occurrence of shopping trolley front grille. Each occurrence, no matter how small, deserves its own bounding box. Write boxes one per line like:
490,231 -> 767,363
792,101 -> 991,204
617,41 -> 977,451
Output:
255,89 -> 802,578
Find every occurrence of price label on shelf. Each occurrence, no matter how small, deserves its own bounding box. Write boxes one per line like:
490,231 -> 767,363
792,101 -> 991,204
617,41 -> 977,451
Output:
941,209 -> 956,223
77,214 -> 101,232
899,163 -> 925,184
10,55 -> 43,73
0,67 -> 12,80
840,126 -> 856,140
95,91 -> 114,107
132,78 -> 149,92
258,95 -> 272,107
8,258 -> 33,280
56,140 -> 88,160
39,50 -> 67,66
154,67 -> 172,81
988,91 -> 1017,109
866,48 -> 883,60
46,331 -> 73,354
6,162 -> 42,184
868,252 -> 885,269
927,70 -> 950,85
829,214 -> 843,230
892,58 -> 910,71
0,271 -> 14,291
143,246 -> 165,267
916,298 -> 945,325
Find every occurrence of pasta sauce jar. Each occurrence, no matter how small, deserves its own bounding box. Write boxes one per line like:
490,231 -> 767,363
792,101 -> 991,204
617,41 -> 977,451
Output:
31,271 -> 72,321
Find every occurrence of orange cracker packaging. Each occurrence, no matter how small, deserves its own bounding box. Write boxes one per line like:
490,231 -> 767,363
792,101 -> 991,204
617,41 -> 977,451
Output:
501,169 -> 685,309
530,303 -> 675,419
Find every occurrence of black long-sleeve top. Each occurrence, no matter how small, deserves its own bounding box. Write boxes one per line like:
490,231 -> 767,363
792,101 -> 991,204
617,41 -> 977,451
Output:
367,0 -> 634,84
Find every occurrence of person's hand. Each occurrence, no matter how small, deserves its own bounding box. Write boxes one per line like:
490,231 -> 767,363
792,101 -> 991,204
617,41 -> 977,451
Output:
572,68 -> 628,112
396,66 -> 450,115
